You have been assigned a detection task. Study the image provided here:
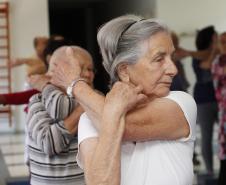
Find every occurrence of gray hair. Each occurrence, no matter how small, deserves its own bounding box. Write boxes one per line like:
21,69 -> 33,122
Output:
97,14 -> 169,84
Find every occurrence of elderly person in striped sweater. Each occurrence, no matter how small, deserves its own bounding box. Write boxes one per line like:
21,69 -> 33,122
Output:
26,46 -> 95,185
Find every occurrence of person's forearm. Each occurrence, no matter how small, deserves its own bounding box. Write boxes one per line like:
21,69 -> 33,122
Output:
42,84 -> 75,119
11,58 -> 31,67
27,95 -> 76,155
86,116 -> 124,185
123,98 -> 190,141
73,82 -> 190,141
13,59 -> 25,66
189,50 -> 210,60
63,106 -> 84,135
27,64 -> 46,76
73,82 -> 105,130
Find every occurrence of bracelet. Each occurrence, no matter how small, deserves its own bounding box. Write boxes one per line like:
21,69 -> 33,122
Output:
66,77 -> 87,97
71,77 -> 87,87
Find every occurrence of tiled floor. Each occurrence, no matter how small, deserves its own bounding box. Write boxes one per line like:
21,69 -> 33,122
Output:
0,123 -> 221,184
0,133 -> 29,179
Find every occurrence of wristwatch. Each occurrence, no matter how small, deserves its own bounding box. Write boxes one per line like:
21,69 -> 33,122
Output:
66,78 -> 87,97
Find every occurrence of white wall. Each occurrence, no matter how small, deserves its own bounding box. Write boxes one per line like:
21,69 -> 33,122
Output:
0,0 -> 49,132
156,0 -> 226,94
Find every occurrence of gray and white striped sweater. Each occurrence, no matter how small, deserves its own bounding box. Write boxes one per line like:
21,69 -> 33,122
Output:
26,84 -> 84,185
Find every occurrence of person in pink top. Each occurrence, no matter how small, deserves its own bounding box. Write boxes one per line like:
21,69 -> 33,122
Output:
211,32 -> 226,185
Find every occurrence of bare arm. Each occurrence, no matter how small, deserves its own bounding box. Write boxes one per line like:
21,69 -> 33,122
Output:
27,63 -> 46,76
63,105 -> 84,135
10,58 -> 36,67
81,116 -> 124,185
173,48 -> 213,61
123,97 -> 189,141
51,47 -> 190,141
188,49 -> 210,60
73,82 -> 190,141
80,82 -> 142,185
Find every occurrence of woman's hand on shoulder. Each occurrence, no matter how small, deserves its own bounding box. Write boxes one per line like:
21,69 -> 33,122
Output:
104,82 -> 148,117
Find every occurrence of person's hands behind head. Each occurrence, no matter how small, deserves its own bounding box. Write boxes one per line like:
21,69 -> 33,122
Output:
27,74 -> 51,91
51,47 -> 82,90
104,82 -> 148,117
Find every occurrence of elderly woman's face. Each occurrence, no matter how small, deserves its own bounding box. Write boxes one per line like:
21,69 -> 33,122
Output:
126,31 -> 177,98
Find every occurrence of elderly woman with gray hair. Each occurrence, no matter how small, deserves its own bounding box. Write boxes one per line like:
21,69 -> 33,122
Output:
51,14 -> 197,185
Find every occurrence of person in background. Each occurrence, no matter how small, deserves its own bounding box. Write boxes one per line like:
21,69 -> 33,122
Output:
170,31 -> 190,91
170,31 -> 212,92
0,36 -> 48,113
10,36 -> 48,77
0,36 -> 68,112
170,31 -> 204,167
192,26 -> 219,175
211,32 -> 226,185
14,37 -> 71,170
26,46 -> 95,185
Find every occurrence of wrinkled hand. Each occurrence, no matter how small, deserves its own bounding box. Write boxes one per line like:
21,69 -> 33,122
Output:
104,82 -> 148,116
27,74 -> 51,91
51,47 -> 82,90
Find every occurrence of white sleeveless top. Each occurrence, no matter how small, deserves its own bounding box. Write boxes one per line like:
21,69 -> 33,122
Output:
77,91 -> 197,185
